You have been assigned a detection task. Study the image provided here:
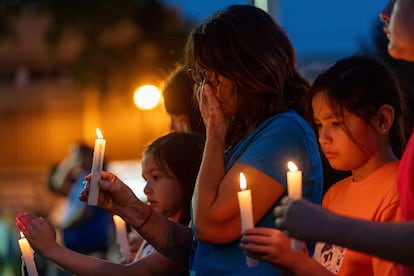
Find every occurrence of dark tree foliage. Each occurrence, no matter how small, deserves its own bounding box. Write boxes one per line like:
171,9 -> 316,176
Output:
0,0 -> 193,92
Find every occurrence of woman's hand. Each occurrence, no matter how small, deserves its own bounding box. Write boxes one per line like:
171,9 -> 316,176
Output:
197,82 -> 226,142
79,171 -> 140,215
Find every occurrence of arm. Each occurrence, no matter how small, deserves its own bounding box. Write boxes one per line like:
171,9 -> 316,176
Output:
193,84 -> 285,243
275,197 -> 414,265
16,214 -> 187,276
240,227 -> 334,276
80,172 -> 192,262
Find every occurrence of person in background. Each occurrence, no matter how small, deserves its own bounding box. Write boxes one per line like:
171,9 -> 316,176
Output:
271,1 -> 414,275
46,143 -> 114,275
74,4 -> 323,275
163,65 -> 204,135
124,64 -> 205,261
241,55 -> 410,276
16,132 -> 204,275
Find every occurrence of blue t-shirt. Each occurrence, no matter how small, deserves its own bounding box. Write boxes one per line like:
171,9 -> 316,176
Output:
190,110 -> 323,275
63,171 -> 113,254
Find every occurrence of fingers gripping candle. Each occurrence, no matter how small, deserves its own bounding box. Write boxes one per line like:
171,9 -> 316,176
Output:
18,232 -> 39,276
88,128 -> 106,206
238,173 -> 258,267
287,161 -> 302,250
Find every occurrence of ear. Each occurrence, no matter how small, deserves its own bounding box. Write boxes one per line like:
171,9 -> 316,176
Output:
376,104 -> 395,134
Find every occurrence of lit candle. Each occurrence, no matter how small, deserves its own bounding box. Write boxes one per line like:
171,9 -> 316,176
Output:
237,173 -> 258,267
88,128 -> 106,206
287,161 -> 302,200
18,232 -> 39,276
113,215 -> 131,261
287,161 -> 302,250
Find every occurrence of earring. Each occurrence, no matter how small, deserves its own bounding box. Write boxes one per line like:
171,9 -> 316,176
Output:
381,127 -> 387,133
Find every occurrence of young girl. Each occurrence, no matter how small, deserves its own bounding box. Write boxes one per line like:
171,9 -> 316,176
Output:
273,2 -> 414,275
16,132 -> 204,275
241,55 -> 410,276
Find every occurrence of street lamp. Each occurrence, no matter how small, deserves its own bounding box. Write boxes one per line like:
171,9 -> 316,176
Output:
133,84 -> 162,110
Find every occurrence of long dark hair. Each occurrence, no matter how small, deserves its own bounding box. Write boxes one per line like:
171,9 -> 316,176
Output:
144,132 -> 204,225
184,5 -> 309,146
307,55 -> 410,158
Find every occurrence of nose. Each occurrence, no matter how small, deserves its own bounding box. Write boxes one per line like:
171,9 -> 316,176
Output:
318,127 -> 331,146
143,182 -> 152,196
380,1 -> 392,23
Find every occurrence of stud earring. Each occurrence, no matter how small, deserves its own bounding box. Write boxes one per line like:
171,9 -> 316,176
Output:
381,127 -> 387,133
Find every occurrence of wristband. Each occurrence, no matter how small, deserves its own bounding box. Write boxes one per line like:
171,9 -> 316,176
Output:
136,204 -> 154,230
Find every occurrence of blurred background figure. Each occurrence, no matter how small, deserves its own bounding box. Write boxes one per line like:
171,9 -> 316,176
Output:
47,142 -> 114,275
163,65 -> 205,135
0,209 -> 19,276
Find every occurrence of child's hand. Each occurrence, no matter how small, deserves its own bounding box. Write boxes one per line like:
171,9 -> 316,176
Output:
16,213 -> 58,257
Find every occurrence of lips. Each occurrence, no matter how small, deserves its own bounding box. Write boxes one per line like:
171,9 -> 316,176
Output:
323,151 -> 336,159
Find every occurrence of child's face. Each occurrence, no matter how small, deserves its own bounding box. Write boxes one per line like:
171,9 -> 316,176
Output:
141,152 -> 182,221
381,0 -> 414,61
312,92 -> 381,173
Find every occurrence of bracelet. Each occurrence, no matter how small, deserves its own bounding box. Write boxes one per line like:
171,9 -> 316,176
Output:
136,204 -> 154,230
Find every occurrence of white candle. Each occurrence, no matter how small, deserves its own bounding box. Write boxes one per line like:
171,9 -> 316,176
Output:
237,173 -> 258,267
287,161 -> 302,200
88,128 -> 106,206
287,161 -> 302,250
18,232 -> 39,276
113,215 -> 131,261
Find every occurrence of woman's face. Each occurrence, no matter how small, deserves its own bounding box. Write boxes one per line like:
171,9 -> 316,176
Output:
380,0 -> 414,61
141,152 -> 182,221
312,92 -> 380,173
196,69 -> 238,117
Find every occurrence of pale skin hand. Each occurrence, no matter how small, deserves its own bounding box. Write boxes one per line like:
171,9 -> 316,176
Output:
192,82 -> 286,244
240,227 -> 334,276
15,213 -> 187,276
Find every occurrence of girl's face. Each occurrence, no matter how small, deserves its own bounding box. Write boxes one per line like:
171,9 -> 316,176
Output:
141,152 -> 182,221
312,92 -> 381,174
380,0 -> 414,61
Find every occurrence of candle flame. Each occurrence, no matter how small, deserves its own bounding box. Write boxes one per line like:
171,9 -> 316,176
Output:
113,215 -> 122,223
20,231 -> 25,238
288,161 -> 298,171
96,128 -> 103,139
240,173 -> 247,190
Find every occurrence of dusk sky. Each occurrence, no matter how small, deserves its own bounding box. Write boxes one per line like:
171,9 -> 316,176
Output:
161,0 -> 389,60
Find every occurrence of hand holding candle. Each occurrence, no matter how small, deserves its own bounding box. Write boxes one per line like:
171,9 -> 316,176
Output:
88,128 -> 106,206
287,161 -> 302,250
113,215 -> 131,261
238,173 -> 258,267
18,232 -> 39,276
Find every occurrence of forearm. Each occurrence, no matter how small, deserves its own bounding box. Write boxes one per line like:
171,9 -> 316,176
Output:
42,244 -> 125,276
285,199 -> 414,265
192,134 -> 225,226
321,217 -> 414,265
121,201 -> 192,262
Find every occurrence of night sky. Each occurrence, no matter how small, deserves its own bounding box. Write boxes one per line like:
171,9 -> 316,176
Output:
161,0 -> 389,60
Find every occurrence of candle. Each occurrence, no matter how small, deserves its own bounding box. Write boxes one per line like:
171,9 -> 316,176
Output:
287,161 -> 302,250
18,232 -> 39,276
237,173 -> 258,267
88,128 -> 106,206
113,215 -> 131,261
287,161 -> 302,200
